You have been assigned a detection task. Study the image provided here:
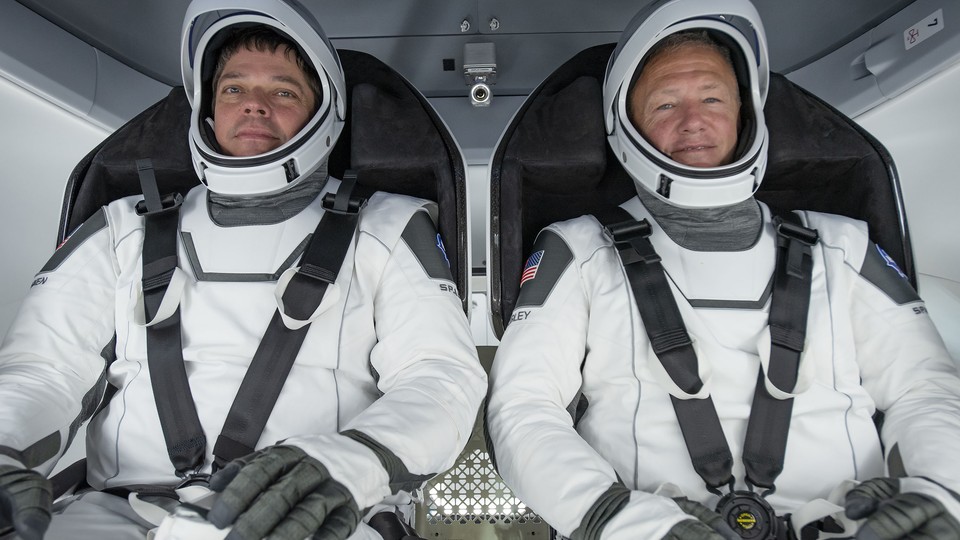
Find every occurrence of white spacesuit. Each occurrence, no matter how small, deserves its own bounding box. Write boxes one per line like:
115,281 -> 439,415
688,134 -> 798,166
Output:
0,0 -> 485,538
486,1 -> 960,539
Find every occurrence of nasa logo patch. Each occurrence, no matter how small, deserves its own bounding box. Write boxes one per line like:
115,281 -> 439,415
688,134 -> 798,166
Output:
876,244 -> 907,280
436,233 -> 450,268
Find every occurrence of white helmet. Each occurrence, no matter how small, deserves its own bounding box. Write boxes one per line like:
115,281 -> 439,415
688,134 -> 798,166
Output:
604,0 -> 769,208
181,0 -> 346,196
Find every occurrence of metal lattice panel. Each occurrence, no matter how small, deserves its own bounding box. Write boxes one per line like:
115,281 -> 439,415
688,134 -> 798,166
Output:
423,448 -> 540,526
416,347 -> 552,539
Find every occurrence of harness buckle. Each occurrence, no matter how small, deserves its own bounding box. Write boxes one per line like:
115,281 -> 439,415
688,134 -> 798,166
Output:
773,216 -> 819,246
135,193 -> 184,217
606,219 -> 652,243
175,472 -> 212,490
716,488 -> 781,540
321,192 -> 366,214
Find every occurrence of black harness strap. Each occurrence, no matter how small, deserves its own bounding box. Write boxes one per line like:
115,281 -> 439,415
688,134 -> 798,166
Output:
213,173 -> 365,467
603,209 -> 733,491
136,159 -> 204,476
368,510 -> 425,540
742,212 -> 817,490
137,164 -> 366,476
598,207 -> 817,495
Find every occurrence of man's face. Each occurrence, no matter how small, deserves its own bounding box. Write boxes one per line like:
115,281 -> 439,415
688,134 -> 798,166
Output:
213,47 -> 316,157
628,44 -> 741,168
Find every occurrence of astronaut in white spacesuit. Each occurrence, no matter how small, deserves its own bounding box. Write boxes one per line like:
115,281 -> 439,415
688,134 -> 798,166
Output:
486,0 -> 960,539
0,0 -> 486,539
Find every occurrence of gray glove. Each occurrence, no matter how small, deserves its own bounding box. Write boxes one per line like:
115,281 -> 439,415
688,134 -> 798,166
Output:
207,445 -> 361,540
663,497 -> 740,540
845,477 -> 960,540
0,464 -> 52,540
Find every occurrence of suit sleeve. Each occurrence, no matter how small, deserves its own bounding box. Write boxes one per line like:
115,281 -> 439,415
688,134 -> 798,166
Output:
0,209 -> 117,475
852,240 -> 960,493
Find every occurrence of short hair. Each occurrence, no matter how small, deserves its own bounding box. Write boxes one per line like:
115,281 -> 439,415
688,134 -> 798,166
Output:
211,26 -> 323,113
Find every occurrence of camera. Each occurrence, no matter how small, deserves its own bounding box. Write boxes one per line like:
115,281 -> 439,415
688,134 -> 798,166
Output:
470,82 -> 492,107
464,42 -> 496,107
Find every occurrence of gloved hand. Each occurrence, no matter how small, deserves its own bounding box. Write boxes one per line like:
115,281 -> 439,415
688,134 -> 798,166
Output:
663,497 -> 740,540
844,477 -> 960,540
207,445 -> 361,540
0,464 -> 52,540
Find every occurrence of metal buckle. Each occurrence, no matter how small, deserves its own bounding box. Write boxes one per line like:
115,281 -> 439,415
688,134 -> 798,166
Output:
175,472 -> 211,490
773,216 -> 819,246
715,488 -> 780,540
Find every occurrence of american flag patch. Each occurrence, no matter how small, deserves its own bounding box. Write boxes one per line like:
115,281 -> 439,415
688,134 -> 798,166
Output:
520,250 -> 544,287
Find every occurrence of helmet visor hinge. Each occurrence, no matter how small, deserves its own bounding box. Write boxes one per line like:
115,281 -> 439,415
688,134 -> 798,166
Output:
657,174 -> 673,199
283,159 -> 298,183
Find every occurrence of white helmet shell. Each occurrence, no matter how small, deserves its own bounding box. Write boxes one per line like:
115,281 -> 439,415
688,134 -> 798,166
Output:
181,0 -> 346,196
604,0 -> 769,208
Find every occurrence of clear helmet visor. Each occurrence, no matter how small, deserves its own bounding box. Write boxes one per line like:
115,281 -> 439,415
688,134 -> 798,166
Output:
180,0 -> 346,196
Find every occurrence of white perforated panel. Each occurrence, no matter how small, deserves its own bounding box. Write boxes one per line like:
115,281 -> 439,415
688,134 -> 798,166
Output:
424,448 -> 539,525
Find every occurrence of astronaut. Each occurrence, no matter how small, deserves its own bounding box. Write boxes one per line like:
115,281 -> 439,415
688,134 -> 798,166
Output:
486,0 -> 960,539
0,0 -> 486,539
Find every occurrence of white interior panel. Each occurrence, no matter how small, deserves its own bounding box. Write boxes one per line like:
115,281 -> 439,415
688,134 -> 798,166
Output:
856,58 -> 960,360
0,76 -> 108,340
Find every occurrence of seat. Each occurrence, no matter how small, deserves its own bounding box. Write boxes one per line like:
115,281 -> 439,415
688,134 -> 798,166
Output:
58,50 -> 469,311
488,43 -> 915,338
484,42 -> 916,540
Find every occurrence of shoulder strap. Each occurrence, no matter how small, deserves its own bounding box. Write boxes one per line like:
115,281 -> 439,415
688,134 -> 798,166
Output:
136,159 -> 204,477
213,172 -> 367,468
600,207 -> 734,491
742,211 -> 818,490
596,207 -> 818,494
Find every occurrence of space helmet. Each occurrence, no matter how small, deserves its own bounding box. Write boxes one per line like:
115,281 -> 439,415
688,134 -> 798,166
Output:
604,0 -> 769,208
181,0 -> 346,196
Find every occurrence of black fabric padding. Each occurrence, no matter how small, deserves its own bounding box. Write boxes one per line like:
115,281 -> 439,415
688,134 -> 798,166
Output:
61,87 -> 195,243
490,43 -> 914,336
760,73 -> 912,288
337,50 -> 464,294
57,50 -> 468,308
350,83 -> 444,200
513,76 -> 606,193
